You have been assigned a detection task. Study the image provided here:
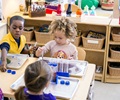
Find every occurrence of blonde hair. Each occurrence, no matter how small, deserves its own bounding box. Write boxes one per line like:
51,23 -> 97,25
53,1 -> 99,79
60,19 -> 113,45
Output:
14,60 -> 53,100
49,17 -> 77,39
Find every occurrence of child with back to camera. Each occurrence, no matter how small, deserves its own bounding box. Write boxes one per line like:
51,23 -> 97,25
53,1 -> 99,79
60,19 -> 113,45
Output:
36,17 -> 78,60
15,60 -> 56,100
0,15 -> 37,72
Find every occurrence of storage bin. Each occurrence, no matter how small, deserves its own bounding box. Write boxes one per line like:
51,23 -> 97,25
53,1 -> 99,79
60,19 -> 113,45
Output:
22,30 -> 34,42
71,36 -> 81,46
110,46 -> 120,59
111,27 -> 120,42
108,62 -> 120,76
34,31 -> 53,44
82,31 -> 105,49
29,9 -> 46,17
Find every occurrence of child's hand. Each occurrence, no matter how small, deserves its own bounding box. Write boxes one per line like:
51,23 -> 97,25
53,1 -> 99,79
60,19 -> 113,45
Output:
29,46 -> 37,52
36,47 -> 43,57
29,45 -> 38,57
0,61 -> 7,72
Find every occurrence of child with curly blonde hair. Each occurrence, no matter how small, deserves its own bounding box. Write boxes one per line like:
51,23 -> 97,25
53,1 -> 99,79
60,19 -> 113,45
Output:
36,17 -> 78,60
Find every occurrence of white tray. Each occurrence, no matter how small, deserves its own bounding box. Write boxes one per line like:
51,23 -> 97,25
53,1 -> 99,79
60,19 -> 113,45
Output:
38,57 -> 88,77
11,75 -> 80,100
6,54 -> 29,69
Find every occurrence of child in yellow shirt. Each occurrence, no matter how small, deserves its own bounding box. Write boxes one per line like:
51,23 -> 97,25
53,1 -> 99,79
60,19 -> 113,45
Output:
0,15 -> 36,72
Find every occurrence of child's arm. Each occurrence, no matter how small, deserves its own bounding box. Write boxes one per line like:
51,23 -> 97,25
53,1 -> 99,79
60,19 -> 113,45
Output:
0,48 -> 7,72
35,47 -> 43,57
68,50 -> 78,60
21,44 -> 38,55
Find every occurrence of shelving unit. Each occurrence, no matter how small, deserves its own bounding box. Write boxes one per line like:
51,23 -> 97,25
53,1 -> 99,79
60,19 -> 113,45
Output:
7,13 -> 112,82
105,18 -> 120,83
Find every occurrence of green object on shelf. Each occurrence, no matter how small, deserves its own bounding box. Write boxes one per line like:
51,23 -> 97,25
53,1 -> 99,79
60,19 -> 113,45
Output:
81,0 -> 99,10
75,0 -> 78,5
7,58 -> 11,64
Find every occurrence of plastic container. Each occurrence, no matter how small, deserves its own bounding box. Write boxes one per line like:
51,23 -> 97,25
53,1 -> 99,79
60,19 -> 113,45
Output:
48,59 -> 58,82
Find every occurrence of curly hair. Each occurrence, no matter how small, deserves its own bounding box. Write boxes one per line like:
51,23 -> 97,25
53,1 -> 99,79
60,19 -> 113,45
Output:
49,17 -> 77,39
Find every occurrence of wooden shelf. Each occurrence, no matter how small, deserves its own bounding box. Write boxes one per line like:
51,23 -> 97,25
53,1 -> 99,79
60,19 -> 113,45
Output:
109,41 -> 120,45
108,57 -> 120,62
105,20 -> 120,83
105,74 -> 120,83
95,73 -> 103,81
26,40 -> 44,46
81,47 -> 105,53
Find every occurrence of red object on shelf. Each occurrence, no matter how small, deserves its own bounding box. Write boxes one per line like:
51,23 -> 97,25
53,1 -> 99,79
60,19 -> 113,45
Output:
46,8 -> 57,14
56,4 -> 62,16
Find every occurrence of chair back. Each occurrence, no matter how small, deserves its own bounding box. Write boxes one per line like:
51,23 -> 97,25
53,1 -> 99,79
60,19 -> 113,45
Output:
77,47 -> 86,60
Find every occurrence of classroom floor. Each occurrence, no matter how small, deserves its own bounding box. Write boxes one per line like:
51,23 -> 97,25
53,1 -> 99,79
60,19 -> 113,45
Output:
94,81 -> 120,100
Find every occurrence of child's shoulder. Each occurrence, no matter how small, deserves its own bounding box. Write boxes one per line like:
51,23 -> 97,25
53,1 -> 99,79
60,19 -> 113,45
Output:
43,93 -> 56,100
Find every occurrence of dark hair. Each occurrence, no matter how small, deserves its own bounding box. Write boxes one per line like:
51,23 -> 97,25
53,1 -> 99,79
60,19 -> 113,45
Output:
10,15 -> 25,25
14,60 -> 53,100
49,17 -> 77,38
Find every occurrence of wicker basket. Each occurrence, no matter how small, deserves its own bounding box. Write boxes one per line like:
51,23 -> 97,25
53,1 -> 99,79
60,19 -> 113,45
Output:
34,31 -> 53,44
109,62 -> 120,76
29,9 -> 46,17
71,36 -> 81,46
82,32 -> 105,49
111,28 -> 120,42
22,31 -> 34,42
110,47 -> 120,59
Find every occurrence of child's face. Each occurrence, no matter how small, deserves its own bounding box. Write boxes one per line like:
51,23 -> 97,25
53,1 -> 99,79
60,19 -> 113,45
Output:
9,20 -> 24,39
54,30 -> 67,45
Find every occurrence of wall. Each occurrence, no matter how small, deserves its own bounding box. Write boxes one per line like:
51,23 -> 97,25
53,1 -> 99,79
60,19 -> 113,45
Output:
2,0 -> 25,21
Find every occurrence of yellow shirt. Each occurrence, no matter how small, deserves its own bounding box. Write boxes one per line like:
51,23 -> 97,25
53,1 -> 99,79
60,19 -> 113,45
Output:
0,33 -> 26,54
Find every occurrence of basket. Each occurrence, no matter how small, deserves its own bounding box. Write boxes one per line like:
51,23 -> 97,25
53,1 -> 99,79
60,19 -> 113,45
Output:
29,9 -> 46,17
71,36 -> 81,46
108,62 -> 120,76
82,32 -> 105,49
111,28 -> 120,42
22,31 -> 34,42
110,47 -> 120,59
34,31 -> 53,44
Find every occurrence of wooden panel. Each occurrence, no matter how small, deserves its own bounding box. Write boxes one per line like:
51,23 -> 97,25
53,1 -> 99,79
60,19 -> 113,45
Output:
85,51 -> 104,66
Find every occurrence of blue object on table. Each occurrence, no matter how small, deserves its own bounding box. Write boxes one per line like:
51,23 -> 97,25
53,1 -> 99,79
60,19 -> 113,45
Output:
56,72 -> 69,77
60,80 -> 65,85
7,69 -> 12,73
56,75 -> 58,84
11,71 -> 16,75
65,81 -> 70,85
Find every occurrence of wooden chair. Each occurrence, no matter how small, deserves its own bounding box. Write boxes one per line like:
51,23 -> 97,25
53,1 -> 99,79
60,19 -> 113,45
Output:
77,47 -> 86,60
64,4 -> 80,12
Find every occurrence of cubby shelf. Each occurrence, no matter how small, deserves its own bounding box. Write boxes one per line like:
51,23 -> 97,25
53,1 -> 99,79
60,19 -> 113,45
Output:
7,13 -> 112,82
105,18 -> 120,83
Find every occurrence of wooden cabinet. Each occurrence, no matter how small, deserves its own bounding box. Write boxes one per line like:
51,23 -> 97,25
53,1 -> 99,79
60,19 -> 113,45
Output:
105,18 -> 120,83
7,13 -> 112,82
